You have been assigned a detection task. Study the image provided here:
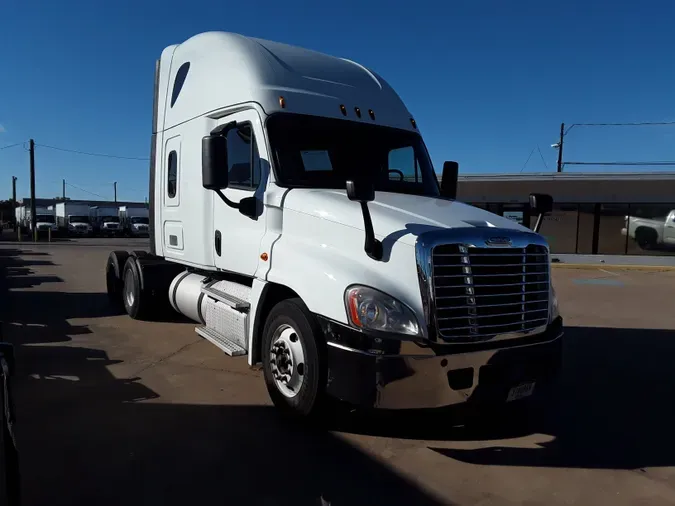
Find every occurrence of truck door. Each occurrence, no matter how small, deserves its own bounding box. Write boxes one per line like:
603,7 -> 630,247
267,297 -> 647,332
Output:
212,110 -> 267,276
663,211 -> 675,244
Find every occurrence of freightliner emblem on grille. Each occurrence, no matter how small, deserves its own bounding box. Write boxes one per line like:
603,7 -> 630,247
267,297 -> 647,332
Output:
485,236 -> 512,247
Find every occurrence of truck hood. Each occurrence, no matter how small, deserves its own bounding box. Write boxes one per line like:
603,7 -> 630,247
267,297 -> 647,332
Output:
282,189 -> 531,246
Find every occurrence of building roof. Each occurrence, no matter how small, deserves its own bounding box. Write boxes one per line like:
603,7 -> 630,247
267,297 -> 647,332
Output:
18,198 -> 146,208
457,171 -> 675,182
456,172 -> 675,204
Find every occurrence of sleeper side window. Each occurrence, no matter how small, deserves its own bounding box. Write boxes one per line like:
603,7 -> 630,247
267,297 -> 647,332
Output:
167,150 -> 177,198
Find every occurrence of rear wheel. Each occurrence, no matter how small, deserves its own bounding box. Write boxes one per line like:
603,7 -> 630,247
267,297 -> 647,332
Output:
122,258 -> 154,320
262,298 -> 327,419
106,250 -> 130,306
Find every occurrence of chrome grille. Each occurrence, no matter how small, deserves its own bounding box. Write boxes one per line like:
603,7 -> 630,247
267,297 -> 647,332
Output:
432,244 -> 549,341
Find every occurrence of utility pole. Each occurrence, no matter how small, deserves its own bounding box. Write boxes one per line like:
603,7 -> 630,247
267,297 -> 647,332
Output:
29,139 -> 37,242
556,122 -> 564,173
11,176 -> 17,235
114,181 -> 117,203
62,179 -> 66,200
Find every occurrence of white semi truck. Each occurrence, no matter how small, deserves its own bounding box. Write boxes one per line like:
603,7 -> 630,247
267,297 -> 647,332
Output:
118,206 -> 150,237
105,32 -> 563,418
56,202 -> 93,236
90,206 -> 121,237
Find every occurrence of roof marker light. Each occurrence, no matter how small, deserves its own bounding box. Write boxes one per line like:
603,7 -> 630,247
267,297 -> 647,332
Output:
355,107 -> 361,118
279,96 -> 286,108
410,118 -> 417,129
340,104 -> 347,116
368,109 -> 375,120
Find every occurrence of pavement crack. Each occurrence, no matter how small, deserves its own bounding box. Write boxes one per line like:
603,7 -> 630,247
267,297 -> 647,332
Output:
130,337 -> 202,376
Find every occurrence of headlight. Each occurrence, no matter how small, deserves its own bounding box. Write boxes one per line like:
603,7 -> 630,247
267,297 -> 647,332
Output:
344,285 -> 421,336
550,284 -> 560,321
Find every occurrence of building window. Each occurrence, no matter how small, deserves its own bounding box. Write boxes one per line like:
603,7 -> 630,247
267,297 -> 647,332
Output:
530,203 -> 579,254
598,204 -> 631,255
167,150 -> 177,198
226,124 -> 260,190
170,62 -> 190,108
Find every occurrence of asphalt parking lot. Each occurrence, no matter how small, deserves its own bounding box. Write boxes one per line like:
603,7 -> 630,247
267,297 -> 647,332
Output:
2,238 -> 675,505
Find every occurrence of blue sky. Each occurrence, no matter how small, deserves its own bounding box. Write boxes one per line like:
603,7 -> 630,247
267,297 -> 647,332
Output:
1,0 -> 674,201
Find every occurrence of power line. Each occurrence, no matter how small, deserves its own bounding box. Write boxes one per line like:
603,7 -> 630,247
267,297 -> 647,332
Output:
0,142 -> 23,150
536,145 -> 549,170
564,121 -> 675,136
64,182 -> 107,200
36,143 -> 149,161
565,161 -> 675,167
519,147 -> 536,173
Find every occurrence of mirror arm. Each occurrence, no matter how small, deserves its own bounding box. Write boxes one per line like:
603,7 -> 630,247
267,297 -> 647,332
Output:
215,189 -> 240,210
533,214 -> 544,234
360,202 -> 383,261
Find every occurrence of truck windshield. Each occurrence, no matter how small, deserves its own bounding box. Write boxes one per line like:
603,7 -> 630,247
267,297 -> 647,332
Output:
266,113 -> 440,197
36,215 -> 55,223
69,216 -> 88,224
103,216 -> 120,223
130,217 -> 149,224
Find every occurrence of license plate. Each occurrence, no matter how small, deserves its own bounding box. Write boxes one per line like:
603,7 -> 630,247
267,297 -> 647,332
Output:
507,382 -> 535,402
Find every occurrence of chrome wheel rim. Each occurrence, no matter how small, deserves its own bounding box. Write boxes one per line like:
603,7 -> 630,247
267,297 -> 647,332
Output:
124,269 -> 135,308
269,323 -> 305,398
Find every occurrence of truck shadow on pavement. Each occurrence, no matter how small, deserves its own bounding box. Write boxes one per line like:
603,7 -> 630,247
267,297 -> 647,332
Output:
427,325 -> 675,471
0,247 -> 448,505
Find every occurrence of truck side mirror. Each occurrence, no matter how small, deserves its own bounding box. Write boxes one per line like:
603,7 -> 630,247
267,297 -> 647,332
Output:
529,193 -> 553,233
440,161 -> 459,199
346,180 -> 382,261
346,180 -> 374,203
202,135 -> 229,190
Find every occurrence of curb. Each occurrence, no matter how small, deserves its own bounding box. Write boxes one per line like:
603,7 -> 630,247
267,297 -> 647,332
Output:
551,263 -> 675,272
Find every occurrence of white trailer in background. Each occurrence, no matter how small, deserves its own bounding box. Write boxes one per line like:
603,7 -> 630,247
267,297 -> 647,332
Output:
118,206 -> 150,237
56,202 -> 93,236
90,205 -> 121,237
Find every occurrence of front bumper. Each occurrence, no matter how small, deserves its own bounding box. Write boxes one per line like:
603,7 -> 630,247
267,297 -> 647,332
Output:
322,316 -> 563,410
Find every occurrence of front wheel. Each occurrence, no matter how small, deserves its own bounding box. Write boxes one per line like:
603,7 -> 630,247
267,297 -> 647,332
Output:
261,298 -> 327,418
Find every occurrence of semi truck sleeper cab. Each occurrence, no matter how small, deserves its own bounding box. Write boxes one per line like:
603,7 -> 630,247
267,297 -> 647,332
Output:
105,31 -> 563,418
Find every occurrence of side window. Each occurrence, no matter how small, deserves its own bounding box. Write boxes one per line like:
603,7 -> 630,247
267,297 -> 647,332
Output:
226,124 -> 260,190
388,146 -> 419,183
167,150 -> 177,198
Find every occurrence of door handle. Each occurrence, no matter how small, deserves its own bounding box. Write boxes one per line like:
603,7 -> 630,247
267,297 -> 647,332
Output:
214,230 -> 222,256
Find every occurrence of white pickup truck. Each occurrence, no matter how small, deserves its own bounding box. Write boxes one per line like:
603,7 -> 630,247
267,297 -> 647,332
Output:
622,210 -> 675,249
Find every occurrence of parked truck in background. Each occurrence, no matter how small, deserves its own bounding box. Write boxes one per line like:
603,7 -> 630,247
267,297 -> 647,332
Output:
119,206 -> 150,237
56,202 -> 93,236
622,211 -> 675,250
90,206 -> 121,237
18,206 -> 58,235
105,32 -> 563,419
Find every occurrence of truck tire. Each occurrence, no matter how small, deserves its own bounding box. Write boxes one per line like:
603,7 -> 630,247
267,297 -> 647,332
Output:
635,227 -> 657,250
122,257 -> 154,320
106,250 -> 130,305
261,298 -> 328,419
